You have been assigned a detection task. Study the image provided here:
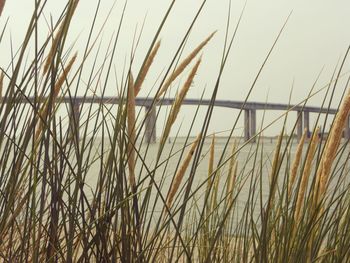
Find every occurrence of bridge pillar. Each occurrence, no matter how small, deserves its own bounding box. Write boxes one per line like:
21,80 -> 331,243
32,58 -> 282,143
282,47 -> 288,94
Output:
297,111 -> 303,141
69,101 -> 80,141
244,109 -> 250,142
304,111 -> 310,138
250,109 -> 256,143
145,105 -> 157,143
344,115 -> 350,140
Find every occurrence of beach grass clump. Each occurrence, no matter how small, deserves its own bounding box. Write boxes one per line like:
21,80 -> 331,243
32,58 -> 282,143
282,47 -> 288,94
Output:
0,1 -> 350,262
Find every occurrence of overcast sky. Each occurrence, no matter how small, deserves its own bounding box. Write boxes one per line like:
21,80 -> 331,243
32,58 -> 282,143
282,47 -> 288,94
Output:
1,0 -> 350,136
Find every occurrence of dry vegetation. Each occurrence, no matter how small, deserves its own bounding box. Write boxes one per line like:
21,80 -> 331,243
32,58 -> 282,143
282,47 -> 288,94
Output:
0,0 -> 349,262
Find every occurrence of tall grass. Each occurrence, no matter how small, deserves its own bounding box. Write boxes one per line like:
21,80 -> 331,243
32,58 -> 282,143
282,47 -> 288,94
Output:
0,1 -> 350,262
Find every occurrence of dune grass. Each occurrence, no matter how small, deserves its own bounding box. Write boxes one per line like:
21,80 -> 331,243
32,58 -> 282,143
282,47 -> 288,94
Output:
0,1 -> 350,262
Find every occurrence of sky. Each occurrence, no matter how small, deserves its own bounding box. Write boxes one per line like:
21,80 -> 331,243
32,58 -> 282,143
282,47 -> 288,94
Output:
1,0 -> 350,137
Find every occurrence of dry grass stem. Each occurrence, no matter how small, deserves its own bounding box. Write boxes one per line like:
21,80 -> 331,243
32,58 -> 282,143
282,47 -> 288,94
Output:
226,141 -> 238,201
294,127 -> 320,221
288,129 -> 307,196
3,2 -> 350,261
134,40 -> 161,96
160,57 -> 201,144
43,28 -> 64,75
0,71 -> 4,97
269,133 -> 282,186
228,161 -> 238,200
53,53 -> 77,96
318,88 -> 350,200
127,72 -> 136,189
208,134 -> 215,176
166,134 -> 201,207
35,53 -> 77,140
156,32 -> 215,99
43,1 -> 79,75
0,0 -> 5,16
211,173 -> 221,214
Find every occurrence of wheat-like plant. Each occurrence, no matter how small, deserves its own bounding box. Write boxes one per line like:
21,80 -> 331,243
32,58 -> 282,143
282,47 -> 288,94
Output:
166,134 -> 201,207
43,1 -> 79,75
159,57 -> 201,146
288,129 -> 307,197
156,32 -> 215,99
226,141 -> 238,203
35,53 -> 77,140
317,88 -> 350,202
134,40 -> 161,96
127,72 -> 136,189
294,126 -> 320,222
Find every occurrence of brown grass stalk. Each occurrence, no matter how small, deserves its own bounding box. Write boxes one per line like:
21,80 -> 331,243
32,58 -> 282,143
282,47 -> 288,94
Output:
160,58 -> 201,145
0,71 -> 4,97
166,134 -> 201,207
156,32 -> 215,99
35,53 -> 77,140
208,134 -> 215,176
269,133 -> 282,187
228,161 -> 238,201
226,141 -> 238,202
317,88 -> 350,202
0,0 -> 5,17
134,40 -> 161,96
288,129 -> 307,197
43,1 -> 79,75
43,27 -> 64,75
205,134 -> 216,211
320,96 -> 350,195
294,127 -> 320,222
127,72 -> 136,189
53,53 -> 77,97
211,170 -> 221,216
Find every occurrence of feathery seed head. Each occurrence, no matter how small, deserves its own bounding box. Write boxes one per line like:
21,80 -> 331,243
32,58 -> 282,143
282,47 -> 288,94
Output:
157,32 -> 215,99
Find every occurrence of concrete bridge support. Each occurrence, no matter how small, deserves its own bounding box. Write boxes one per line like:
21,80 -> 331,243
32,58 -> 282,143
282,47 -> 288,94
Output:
145,105 -> 157,143
69,101 -> 80,141
244,109 -> 257,142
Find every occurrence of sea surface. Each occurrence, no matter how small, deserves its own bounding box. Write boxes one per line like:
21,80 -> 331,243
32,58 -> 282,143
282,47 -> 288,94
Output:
84,136 -> 304,218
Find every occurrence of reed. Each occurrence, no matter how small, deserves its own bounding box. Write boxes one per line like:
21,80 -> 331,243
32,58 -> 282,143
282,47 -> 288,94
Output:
209,135 -> 215,175
159,57 -> 201,147
294,126 -> 320,222
43,1 -> 79,75
0,71 -> 3,97
226,141 -> 238,203
134,40 -> 161,96
166,134 -> 201,207
127,72 -> 136,189
1,1 -> 350,262
288,129 -> 306,197
317,88 -> 350,201
156,32 -> 215,99
35,53 -> 77,140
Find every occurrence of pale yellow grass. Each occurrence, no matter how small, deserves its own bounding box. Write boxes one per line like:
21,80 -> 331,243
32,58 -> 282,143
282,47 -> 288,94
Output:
156,32 -> 215,100
166,134 -> 201,207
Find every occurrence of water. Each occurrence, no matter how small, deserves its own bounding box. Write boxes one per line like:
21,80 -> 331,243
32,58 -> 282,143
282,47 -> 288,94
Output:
83,136 -> 299,219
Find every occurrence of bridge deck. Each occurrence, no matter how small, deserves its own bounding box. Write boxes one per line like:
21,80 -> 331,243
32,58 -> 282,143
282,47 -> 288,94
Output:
2,95 -> 342,143
3,96 -> 337,114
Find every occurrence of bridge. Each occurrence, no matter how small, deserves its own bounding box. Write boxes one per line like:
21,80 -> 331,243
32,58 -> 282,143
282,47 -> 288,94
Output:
5,96 -> 344,143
